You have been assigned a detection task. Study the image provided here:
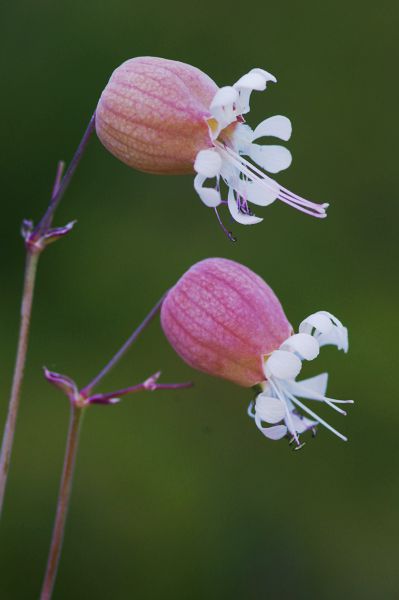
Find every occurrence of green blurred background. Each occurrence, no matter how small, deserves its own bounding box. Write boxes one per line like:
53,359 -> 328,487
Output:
0,0 -> 397,598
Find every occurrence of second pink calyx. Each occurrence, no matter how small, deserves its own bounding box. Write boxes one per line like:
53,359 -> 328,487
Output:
161,258 -> 352,449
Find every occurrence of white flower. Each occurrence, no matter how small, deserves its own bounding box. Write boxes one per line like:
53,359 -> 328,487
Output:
248,311 -> 352,449
193,68 -> 328,230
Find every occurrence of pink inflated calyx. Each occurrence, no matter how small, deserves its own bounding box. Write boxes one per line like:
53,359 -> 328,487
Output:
160,258 -> 292,387
95,57 -> 218,175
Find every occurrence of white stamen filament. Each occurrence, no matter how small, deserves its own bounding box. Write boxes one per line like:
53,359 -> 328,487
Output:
293,384 -> 353,415
216,143 -> 327,218
268,379 -> 300,445
282,386 -> 348,442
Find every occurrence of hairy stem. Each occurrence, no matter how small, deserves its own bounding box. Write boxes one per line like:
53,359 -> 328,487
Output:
0,250 -> 40,515
40,404 -> 84,600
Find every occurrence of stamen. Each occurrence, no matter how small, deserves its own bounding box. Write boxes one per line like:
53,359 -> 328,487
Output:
277,196 -> 327,218
237,194 -> 251,215
278,192 -> 327,214
319,399 -> 347,416
278,186 -> 329,210
213,207 -> 237,242
269,379 -> 300,446
216,143 -> 327,218
293,386 -> 353,415
288,436 -> 306,450
285,389 -> 348,442
293,442 -> 306,451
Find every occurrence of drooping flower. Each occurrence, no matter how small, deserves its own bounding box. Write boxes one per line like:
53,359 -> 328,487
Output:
96,57 -> 327,236
248,313 -> 351,448
160,257 -> 292,387
161,258 -> 352,449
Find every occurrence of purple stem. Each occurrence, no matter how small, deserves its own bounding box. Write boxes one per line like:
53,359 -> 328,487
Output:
41,292 -> 190,597
88,376 -> 193,404
34,112 -> 96,237
40,403 -> 84,600
52,161 -> 65,196
80,293 -> 168,397
0,113 -> 95,516
0,250 -> 40,516
0,161 -> 66,516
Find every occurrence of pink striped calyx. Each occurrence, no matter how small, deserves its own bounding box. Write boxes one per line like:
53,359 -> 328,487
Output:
95,56 -> 217,175
160,258 -> 292,387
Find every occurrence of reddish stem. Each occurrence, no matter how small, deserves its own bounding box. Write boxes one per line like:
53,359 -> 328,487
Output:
88,373 -> 193,404
40,404 -> 84,600
80,293 -> 168,397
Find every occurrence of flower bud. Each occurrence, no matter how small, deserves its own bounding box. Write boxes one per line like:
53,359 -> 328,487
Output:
95,56 -> 218,175
96,57 -> 328,234
160,258 -> 292,387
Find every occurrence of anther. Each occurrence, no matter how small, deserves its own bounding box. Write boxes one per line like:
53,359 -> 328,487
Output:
214,208 -> 237,242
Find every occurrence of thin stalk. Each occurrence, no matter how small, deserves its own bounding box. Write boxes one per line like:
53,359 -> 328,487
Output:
40,404 -> 84,600
0,250 -> 40,515
40,290 -> 190,598
0,115 -> 95,515
80,293 -> 168,397
35,113 -> 96,235
88,377 -> 193,404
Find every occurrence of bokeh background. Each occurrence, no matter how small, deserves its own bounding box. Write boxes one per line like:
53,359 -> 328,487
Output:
0,1 -> 397,598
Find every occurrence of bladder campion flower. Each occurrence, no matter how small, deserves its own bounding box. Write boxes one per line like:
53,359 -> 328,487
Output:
96,57 -> 328,235
161,258 -> 352,449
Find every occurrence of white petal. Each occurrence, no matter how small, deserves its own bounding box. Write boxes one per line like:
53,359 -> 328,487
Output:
291,373 -> 329,397
290,412 -> 318,435
250,68 -> 277,84
248,144 -> 292,174
234,72 -> 268,91
317,327 -> 349,352
233,70 -> 276,115
193,174 -> 222,208
232,123 -> 254,154
210,87 -> 239,130
321,312 -> 349,352
287,377 -> 352,418
255,412 -> 288,440
247,401 -> 256,419
194,149 -> 222,178
234,90 -> 252,116
210,86 -> 238,109
299,312 -> 333,335
300,311 -> 349,352
265,350 -> 302,380
198,188 -> 222,207
260,424 -> 288,440
255,394 -> 285,424
227,188 -> 263,225
280,333 -> 320,361
235,179 -> 278,207
252,116 -> 292,142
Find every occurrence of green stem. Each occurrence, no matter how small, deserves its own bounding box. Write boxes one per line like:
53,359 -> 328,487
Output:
40,404 -> 84,600
0,250 -> 40,515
